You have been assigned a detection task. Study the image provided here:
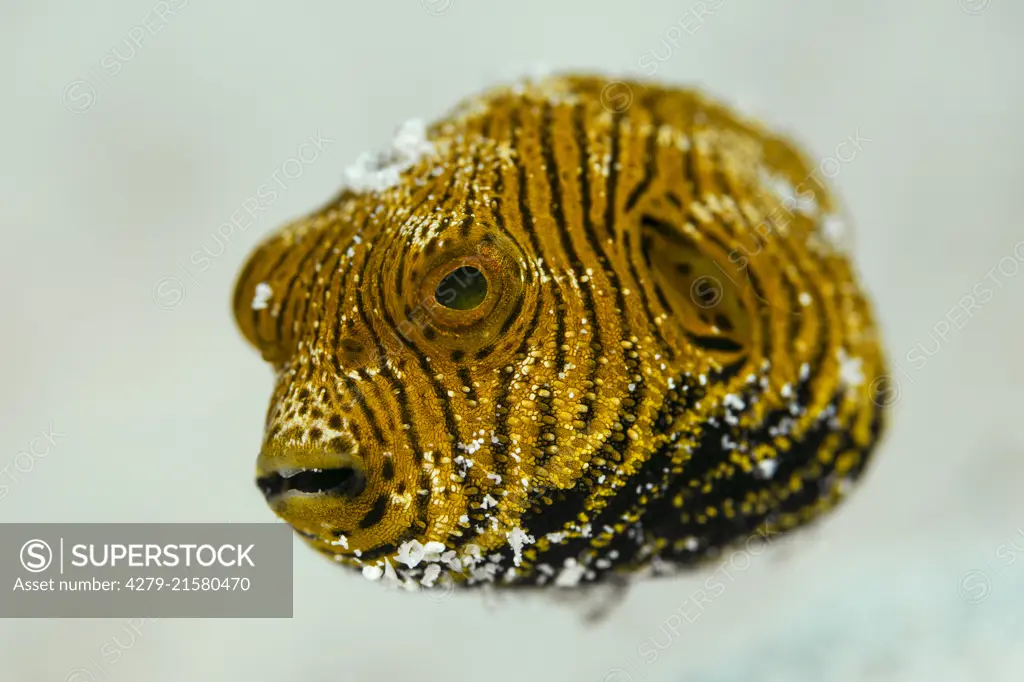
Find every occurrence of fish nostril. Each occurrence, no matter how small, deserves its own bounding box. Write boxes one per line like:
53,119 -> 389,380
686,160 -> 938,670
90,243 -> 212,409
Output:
256,467 -> 366,500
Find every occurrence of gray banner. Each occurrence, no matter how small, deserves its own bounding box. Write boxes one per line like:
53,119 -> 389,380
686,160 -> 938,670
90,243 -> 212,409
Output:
1,523 -> 292,617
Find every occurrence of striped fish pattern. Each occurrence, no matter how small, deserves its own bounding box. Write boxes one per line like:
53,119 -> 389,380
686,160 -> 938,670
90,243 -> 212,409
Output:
233,75 -> 887,591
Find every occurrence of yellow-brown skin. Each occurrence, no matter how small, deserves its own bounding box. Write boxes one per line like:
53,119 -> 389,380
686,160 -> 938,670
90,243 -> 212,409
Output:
233,75 -> 887,589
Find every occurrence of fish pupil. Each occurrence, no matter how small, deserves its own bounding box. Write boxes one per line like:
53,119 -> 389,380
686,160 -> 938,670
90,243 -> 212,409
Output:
435,266 -> 488,310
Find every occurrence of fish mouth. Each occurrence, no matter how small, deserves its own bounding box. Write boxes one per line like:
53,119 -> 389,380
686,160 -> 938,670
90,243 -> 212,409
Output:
256,466 -> 366,501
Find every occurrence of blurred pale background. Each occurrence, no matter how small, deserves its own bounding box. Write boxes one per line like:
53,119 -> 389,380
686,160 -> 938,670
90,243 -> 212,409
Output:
2,0 -> 1023,680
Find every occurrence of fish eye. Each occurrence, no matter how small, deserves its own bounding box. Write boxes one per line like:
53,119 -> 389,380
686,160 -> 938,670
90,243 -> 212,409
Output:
435,265 -> 488,310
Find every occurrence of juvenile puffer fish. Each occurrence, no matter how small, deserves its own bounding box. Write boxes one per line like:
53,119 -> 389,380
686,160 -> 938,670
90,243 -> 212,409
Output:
233,75 -> 888,591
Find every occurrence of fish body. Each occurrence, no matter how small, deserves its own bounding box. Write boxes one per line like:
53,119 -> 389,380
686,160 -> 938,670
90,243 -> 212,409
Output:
233,75 -> 887,591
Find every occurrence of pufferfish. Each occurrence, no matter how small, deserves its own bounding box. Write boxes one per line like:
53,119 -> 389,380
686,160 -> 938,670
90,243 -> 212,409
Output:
232,75 -> 887,592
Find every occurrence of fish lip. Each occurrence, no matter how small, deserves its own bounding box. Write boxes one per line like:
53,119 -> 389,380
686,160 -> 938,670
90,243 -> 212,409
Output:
256,443 -> 363,479
256,446 -> 367,502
